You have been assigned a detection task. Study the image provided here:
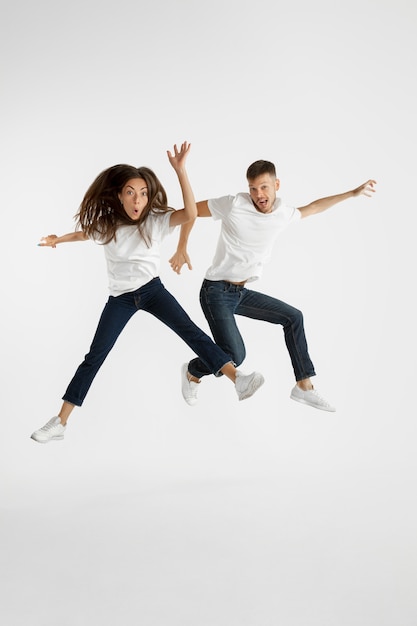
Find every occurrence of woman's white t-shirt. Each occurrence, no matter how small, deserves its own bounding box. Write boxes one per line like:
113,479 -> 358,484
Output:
205,193 -> 301,283
95,211 -> 174,296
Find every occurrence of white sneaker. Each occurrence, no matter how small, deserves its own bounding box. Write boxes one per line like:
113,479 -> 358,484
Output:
181,363 -> 200,406
235,371 -> 265,401
290,385 -> 336,412
31,416 -> 66,443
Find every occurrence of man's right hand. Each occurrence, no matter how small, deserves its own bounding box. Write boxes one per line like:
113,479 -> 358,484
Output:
169,249 -> 193,274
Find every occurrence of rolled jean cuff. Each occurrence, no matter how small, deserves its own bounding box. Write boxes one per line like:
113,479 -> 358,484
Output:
214,359 -> 234,377
62,394 -> 83,407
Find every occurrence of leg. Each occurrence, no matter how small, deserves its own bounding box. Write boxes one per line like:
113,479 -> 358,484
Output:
139,278 -> 232,375
62,292 -> 137,409
139,278 -> 264,402
188,280 -> 246,380
236,288 -> 335,411
235,287 -> 316,383
31,292 -> 138,442
58,400 -> 74,426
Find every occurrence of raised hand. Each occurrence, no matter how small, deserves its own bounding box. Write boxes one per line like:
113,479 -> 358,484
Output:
167,141 -> 191,173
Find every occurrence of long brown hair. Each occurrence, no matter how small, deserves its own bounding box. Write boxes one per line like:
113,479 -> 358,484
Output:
75,164 -> 173,245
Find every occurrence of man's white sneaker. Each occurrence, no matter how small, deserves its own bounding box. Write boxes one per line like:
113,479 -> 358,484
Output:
181,363 -> 200,406
235,371 -> 265,401
290,386 -> 336,412
31,416 -> 66,443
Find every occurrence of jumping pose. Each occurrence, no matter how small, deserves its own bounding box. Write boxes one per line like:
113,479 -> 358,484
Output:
170,159 -> 376,411
30,143 -> 264,443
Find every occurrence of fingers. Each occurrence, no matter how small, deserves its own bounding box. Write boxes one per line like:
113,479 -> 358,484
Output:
38,235 -> 57,248
169,252 -> 193,274
363,179 -> 377,196
167,141 -> 191,159
169,255 -> 182,274
353,179 -> 377,198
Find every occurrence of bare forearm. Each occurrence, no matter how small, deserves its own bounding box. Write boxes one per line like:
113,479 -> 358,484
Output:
57,231 -> 88,244
177,218 -> 196,250
299,180 -> 376,218
301,190 -> 354,217
38,231 -> 88,247
168,197 -> 211,274
177,169 -> 197,222
167,143 -> 197,225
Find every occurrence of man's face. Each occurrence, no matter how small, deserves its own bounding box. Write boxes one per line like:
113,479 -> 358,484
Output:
248,173 -> 280,213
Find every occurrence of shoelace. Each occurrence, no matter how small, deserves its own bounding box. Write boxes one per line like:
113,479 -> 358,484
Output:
41,418 -> 61,431
309,389 -> 332,408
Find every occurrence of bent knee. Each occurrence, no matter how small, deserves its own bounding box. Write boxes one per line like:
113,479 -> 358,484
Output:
287,307 -> 304,326
232,347 -> 246,367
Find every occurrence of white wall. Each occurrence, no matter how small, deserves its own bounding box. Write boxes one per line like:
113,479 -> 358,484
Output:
1,1 -> 416,624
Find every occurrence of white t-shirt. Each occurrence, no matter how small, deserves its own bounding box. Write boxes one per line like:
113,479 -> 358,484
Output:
205,193 -> 301,283
95,211 -> 174,296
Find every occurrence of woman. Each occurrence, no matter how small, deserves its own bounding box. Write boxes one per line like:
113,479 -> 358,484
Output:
31,142 -> 264,443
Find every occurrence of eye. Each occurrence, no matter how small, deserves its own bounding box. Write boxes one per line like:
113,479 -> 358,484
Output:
142,191 -> 148,197
126,190 -> 134,195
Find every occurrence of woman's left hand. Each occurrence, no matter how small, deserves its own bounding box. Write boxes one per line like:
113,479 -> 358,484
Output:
167,141 -> 191,173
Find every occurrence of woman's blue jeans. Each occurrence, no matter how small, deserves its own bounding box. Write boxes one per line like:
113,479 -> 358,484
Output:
187,279 -> 316,382
63,277 -> 231,407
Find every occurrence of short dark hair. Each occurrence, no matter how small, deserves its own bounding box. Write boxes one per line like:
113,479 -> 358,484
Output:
246,160 -> 276,180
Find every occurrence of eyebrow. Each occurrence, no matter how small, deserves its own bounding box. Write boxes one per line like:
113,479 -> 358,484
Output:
126,184 -> 148,191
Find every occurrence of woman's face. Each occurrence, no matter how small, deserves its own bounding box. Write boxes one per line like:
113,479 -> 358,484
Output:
118,178 -> 148,220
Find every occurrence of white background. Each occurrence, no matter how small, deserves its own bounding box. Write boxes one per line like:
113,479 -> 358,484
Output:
1,0 -> 416,624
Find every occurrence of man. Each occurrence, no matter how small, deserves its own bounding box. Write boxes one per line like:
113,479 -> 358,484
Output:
170,159 -> 376,411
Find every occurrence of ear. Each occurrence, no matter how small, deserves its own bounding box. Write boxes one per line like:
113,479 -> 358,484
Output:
275,178 -> 280,191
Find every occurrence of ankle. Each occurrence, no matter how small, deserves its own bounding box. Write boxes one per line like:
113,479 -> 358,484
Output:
297,381 -> 313,391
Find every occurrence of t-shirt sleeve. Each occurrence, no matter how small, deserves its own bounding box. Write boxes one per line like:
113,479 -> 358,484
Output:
277,201 -> 301,223
290,206 -> 302,222
159,210 -> 176,238
207,195 -> 235,221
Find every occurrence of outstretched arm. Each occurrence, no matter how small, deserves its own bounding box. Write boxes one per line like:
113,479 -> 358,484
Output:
298,179 -> 377,218
169,200 -> 211,274
38,231 -> 89,248
167,141 -> 197,227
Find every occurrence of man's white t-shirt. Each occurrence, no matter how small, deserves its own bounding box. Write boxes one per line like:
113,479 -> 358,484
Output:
95,211 -> 174,296
205,193 -> 301,283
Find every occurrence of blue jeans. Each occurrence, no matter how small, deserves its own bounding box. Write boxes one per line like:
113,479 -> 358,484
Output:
63,277 -> 231,406
188,279 -> 316,382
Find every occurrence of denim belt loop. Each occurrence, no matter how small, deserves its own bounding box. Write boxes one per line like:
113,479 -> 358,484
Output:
222,280 -> 245,292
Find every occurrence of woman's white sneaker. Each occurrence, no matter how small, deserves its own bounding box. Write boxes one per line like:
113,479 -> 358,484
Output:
31,416 -> 66,443
290,386 -> 336,412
